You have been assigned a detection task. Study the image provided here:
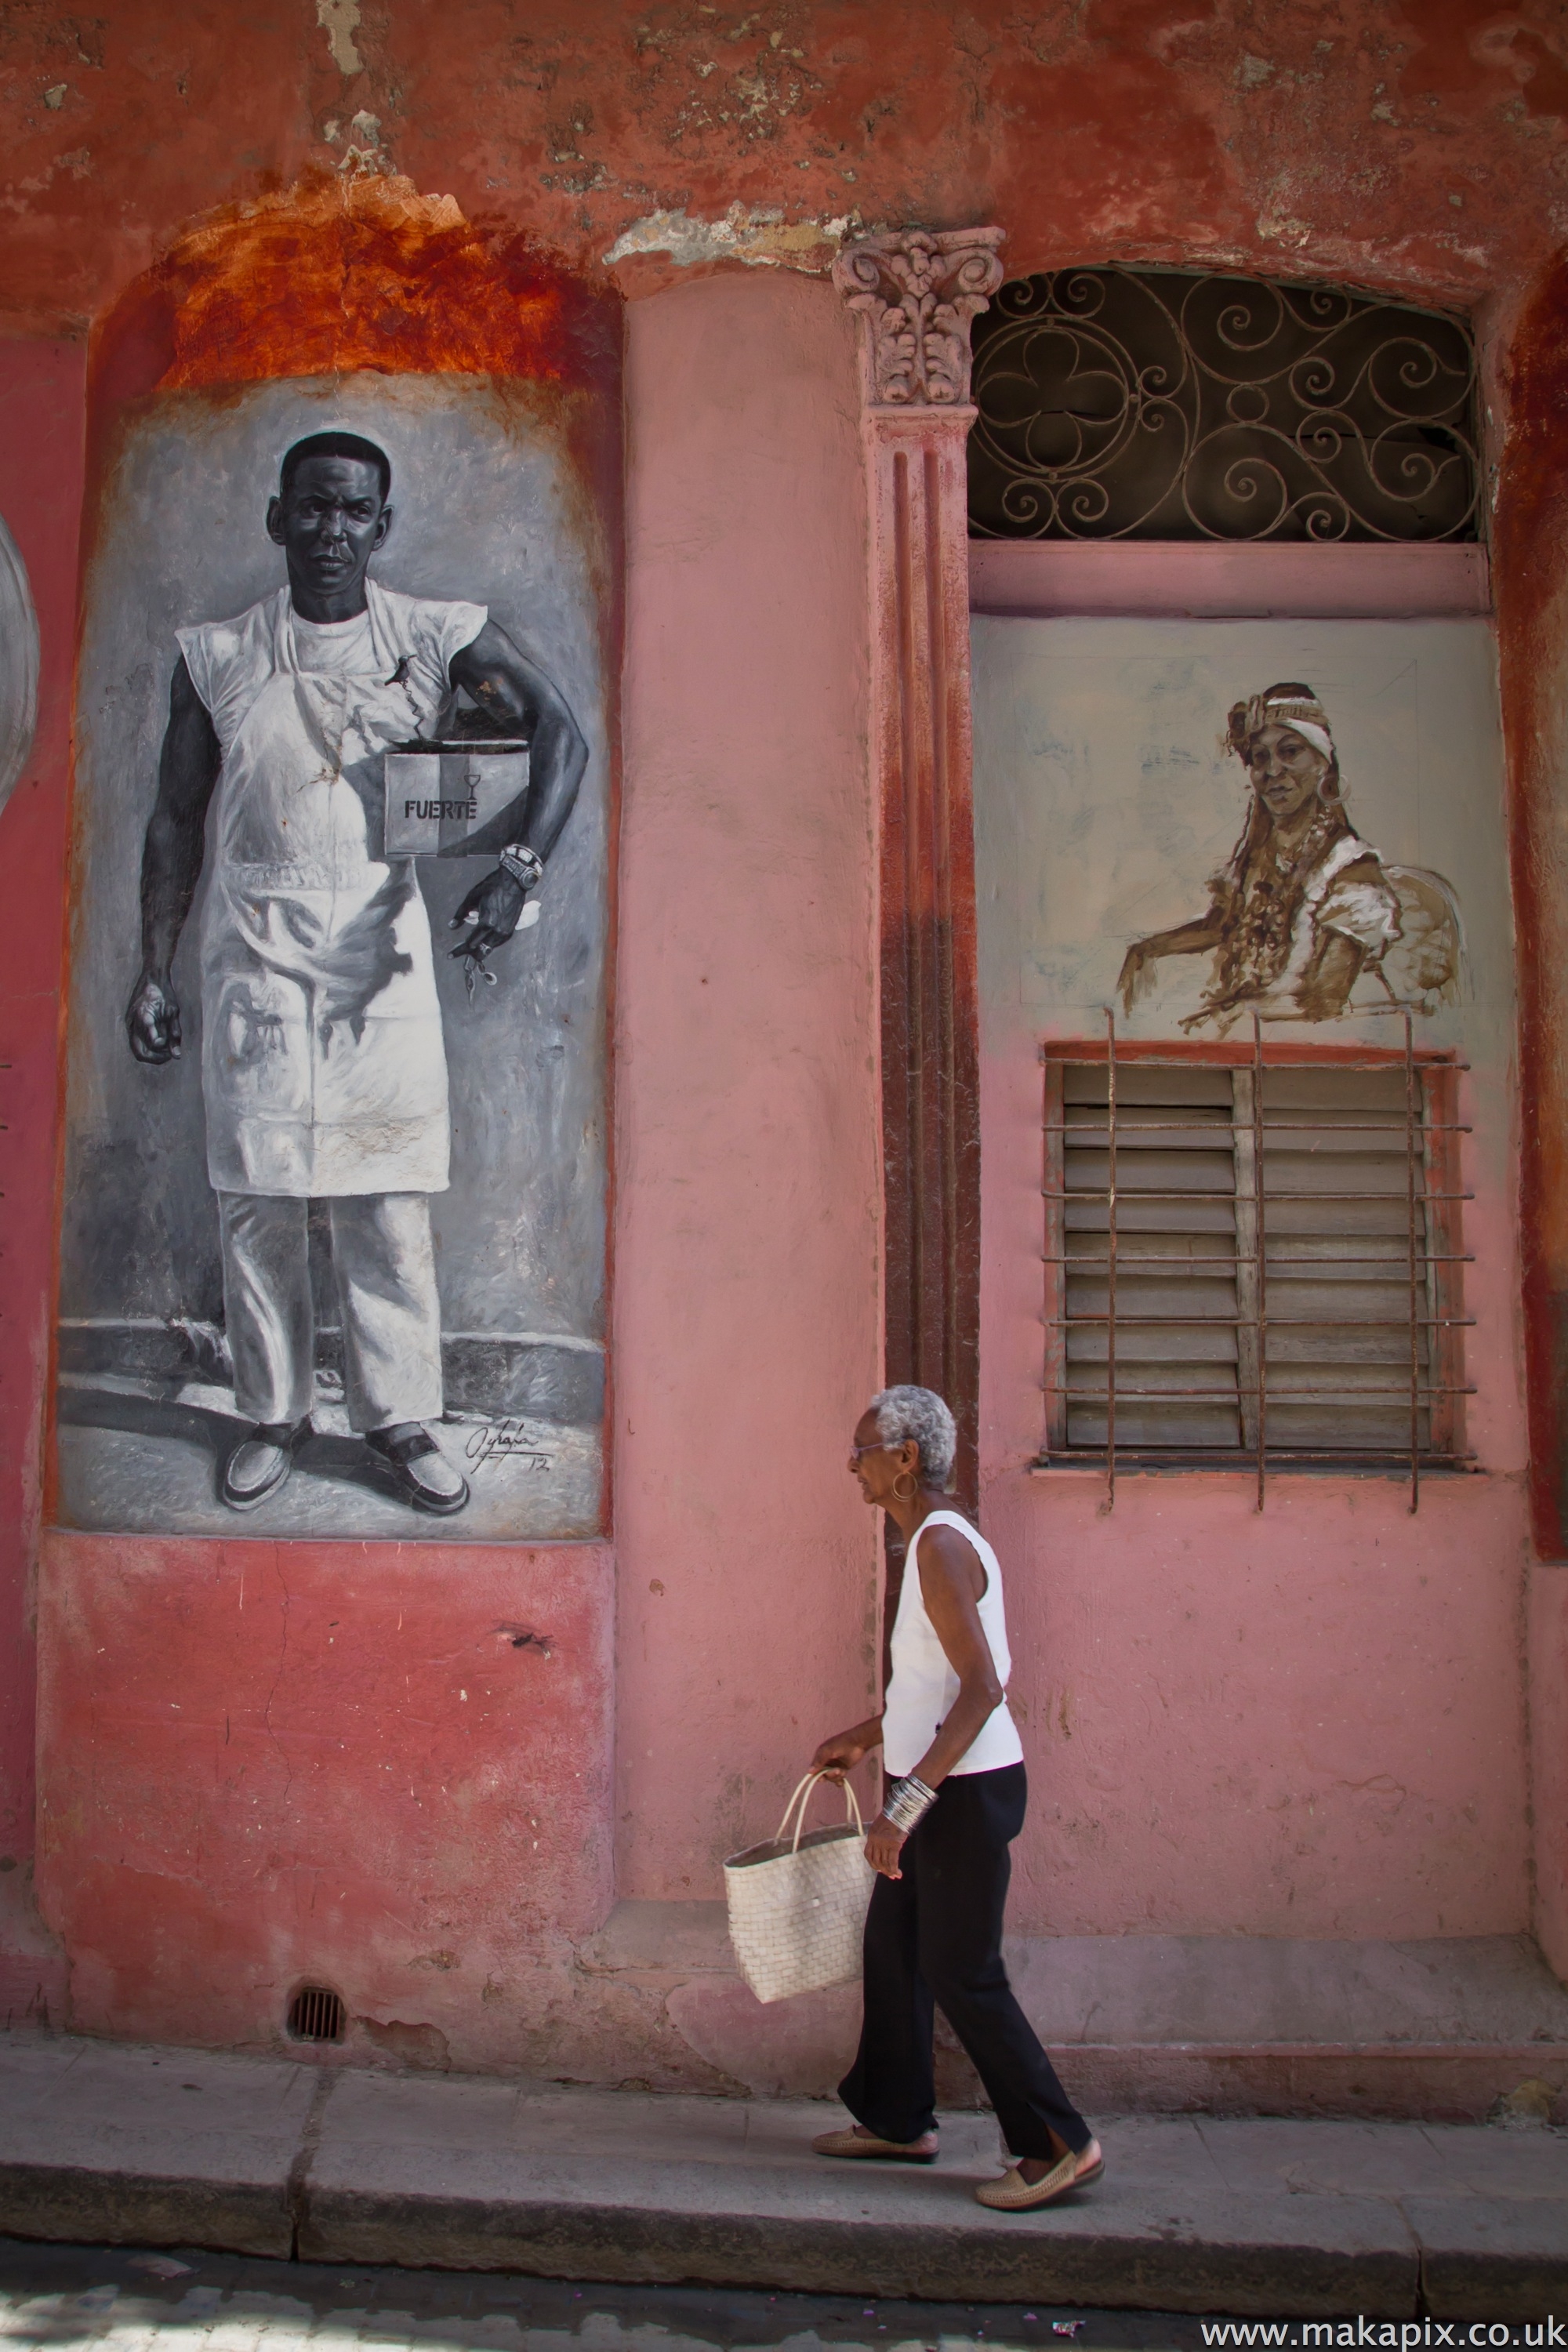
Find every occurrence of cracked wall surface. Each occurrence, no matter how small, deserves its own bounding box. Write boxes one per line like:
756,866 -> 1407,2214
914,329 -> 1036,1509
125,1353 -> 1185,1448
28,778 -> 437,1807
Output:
0,1 -> 1563,324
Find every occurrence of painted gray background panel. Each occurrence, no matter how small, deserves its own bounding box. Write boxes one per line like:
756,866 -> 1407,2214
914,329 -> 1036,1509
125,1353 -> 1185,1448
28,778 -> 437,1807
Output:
971,616 -> 1515,1073
57,373 -> 610,1539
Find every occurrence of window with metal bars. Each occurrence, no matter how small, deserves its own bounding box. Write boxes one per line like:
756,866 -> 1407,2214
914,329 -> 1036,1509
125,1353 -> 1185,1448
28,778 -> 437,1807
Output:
968,268 -> 1479,543
1040,1032 -> 1471,1508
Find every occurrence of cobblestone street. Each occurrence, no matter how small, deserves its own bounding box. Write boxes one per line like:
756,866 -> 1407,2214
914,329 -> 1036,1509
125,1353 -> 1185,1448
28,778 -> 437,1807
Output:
0,2238 -> 1203,2352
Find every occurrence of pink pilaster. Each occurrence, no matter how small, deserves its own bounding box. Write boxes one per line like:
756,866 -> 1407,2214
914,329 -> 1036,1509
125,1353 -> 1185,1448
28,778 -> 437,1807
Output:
833,228 -> 1003,1508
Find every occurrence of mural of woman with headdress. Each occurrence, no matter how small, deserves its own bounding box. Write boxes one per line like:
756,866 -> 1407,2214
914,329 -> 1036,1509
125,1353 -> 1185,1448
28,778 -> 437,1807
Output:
1116,681 -> 1461,1032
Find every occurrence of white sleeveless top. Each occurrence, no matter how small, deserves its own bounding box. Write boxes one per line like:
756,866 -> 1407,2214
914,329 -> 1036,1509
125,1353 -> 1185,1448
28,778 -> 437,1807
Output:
882,1508 -> 1025,1777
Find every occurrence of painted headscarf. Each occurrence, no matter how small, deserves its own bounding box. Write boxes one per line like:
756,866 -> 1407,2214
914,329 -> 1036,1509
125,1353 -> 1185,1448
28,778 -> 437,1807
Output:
1225,684 -> 1338,782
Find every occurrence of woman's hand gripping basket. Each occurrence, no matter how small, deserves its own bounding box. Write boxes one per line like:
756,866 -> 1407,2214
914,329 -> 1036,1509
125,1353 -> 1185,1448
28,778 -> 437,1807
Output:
724,1770 -> 875,2004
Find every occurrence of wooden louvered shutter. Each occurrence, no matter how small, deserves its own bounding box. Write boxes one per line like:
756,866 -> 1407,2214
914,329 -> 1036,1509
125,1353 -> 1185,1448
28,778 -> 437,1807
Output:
1044,1053 -> 1468,1471
1057,1063 -> 1243,1451
1257,1064 -> 1438,1456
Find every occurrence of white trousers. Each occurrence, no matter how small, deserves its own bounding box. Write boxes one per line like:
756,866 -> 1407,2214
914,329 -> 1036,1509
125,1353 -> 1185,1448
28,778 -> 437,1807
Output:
217,1190 -> 444,1433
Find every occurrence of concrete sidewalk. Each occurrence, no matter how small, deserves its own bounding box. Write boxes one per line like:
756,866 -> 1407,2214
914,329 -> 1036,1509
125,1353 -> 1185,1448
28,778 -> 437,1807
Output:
2,2032 -> 1566,2321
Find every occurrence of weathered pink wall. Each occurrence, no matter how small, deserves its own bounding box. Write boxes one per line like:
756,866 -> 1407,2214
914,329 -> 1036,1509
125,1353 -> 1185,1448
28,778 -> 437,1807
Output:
979,1035 -> 1532,1940
0,0 -> 1563,336
1490,265 -> 1568,1969
613,273 -> 882,1895
1530,1563 -> 1568,1974
970,543 -> 1492,622
0,336 -> 84,1877
37,1534 -> 615,2066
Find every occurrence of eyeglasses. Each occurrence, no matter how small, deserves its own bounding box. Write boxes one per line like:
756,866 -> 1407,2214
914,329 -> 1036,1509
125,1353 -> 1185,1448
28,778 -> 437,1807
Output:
848,1440 -> 896,1464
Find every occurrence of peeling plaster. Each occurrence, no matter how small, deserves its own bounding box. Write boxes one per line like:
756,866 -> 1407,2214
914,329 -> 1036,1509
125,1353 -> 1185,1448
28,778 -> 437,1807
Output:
316,0 -> 364,77
323,107 -> 388,177
602,201 -> 856,271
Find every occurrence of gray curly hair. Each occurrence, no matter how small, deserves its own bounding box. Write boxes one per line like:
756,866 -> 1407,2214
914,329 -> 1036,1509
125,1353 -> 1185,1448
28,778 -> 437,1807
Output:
869,1385 -> 957,1491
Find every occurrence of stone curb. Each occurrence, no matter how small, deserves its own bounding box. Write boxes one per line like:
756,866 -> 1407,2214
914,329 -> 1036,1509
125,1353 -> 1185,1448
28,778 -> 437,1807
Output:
297,2183 -> 1423,2317
8,2154 -> 1568,2319
0,2162 -> 294,2261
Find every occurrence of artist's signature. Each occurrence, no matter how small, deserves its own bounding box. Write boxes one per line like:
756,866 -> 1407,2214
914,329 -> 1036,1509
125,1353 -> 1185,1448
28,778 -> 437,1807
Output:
464,1418 -> 554,1473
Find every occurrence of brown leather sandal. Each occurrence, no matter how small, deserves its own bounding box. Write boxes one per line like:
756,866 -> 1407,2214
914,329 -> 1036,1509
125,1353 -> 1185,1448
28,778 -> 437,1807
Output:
975,2148 -> 1105,2209
811,2125 -> 939,2163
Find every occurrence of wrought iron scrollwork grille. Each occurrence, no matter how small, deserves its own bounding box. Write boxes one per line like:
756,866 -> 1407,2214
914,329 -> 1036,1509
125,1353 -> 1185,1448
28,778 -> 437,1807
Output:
969,269 -> 1479,543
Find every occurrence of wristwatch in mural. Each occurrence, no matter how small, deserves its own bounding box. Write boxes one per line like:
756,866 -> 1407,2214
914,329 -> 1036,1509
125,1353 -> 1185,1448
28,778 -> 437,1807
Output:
498,843 -> 544,892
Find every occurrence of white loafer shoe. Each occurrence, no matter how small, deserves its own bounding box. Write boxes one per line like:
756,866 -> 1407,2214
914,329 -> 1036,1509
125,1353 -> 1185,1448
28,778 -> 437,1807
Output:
365,1422 -> 470,1515
220,1419 -> 310,1512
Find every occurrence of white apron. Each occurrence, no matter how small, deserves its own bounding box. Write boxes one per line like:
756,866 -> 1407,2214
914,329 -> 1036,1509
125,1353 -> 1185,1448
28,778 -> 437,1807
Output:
177,582 -> 487,1197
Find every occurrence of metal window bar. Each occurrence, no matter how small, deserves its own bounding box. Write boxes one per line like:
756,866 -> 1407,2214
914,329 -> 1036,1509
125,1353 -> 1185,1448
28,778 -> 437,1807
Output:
1251,1013 -> 1267,1508
1065,1316 -> 1472,1327
1062,1374 -> 1476,1392
1044,1121 -> 1473,1131
1044,1060 -> 1470,1076
1061,1018 -> 1455,1510
1105,1004 -> 1117,1509
1048,1185 -> 1476,1204
1404,1011 -> 1421,1512
1047,1254 -> 1475,1265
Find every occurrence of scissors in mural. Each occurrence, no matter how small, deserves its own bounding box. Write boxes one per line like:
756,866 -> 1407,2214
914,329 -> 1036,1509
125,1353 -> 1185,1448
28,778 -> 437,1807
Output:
1116,681 -> 1462,1033
123,430 -> 586,1520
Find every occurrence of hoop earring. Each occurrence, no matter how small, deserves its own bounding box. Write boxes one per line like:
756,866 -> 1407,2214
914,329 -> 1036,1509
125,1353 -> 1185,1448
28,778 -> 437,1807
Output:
891,1471 -> 919,1501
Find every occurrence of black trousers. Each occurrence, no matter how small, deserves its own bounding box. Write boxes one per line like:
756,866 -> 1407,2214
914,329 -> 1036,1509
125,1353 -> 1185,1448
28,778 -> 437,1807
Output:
837,1762 -> 1092,2160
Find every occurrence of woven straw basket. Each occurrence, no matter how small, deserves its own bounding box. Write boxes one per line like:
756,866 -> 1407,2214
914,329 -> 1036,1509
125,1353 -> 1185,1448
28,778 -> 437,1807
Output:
724,1770 -> 875,2005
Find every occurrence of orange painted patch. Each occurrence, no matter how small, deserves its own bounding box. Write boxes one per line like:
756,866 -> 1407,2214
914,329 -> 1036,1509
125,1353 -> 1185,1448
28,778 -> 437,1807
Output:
92,172 -> 612,411
82,169 -> 625,640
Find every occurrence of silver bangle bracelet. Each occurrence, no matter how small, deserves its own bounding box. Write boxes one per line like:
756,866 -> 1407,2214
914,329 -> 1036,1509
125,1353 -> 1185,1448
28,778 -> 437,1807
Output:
880,1773 -> 937,1836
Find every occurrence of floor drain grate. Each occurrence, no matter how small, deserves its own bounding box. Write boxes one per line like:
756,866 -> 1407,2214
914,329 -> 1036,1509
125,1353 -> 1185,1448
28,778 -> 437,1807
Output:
287,1984 -> 345,2043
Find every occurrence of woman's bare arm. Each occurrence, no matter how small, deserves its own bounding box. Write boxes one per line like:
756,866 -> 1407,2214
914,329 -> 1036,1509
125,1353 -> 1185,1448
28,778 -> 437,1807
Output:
1117,913 -> 1224,1011
812,1716 -> 884,1777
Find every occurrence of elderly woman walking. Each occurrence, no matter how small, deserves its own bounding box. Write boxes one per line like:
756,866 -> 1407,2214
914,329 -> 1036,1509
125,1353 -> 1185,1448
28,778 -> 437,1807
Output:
810,1385 -> 1102,2212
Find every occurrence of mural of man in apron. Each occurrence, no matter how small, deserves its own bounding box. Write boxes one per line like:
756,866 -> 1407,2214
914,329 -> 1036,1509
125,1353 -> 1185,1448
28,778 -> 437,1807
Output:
124,431 -> 586,1519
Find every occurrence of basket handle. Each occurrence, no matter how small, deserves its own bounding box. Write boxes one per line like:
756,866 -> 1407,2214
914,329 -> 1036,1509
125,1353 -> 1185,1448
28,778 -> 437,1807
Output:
775,1769 -> 866,1855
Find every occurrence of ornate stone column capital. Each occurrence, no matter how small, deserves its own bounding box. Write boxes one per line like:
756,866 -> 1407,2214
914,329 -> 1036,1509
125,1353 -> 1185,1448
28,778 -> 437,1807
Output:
832,227 -> 1004,409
